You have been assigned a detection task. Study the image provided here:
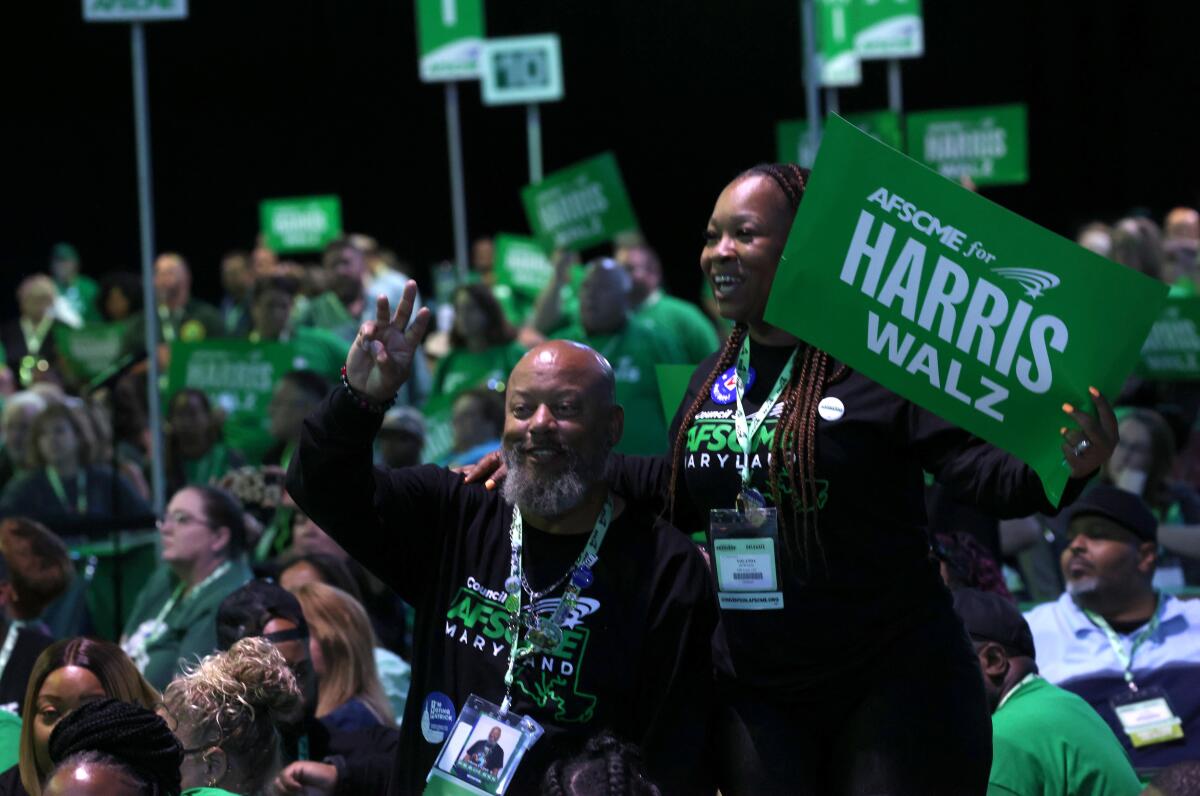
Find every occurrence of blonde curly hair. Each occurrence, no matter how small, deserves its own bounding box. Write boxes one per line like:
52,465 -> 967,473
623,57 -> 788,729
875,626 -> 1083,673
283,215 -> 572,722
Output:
163,636 -> 302,792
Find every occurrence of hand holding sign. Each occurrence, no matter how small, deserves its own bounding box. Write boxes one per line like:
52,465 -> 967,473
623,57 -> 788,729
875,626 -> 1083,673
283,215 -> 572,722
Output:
1061,387 -> 1119,478
346,281 -> 431,402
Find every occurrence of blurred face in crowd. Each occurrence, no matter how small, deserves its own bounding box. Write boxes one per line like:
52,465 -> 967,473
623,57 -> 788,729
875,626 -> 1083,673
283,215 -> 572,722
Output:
291,514 -> 348,560
452,394 -> 499,453
578,262 -> 630,336
3,403 -> 42,464
252,244 -> 278,275
19,279 -> 56,323
251,287 -> 294,340
44,760 -> 143,796
158,488 -> 228,570
1104,417 -> 1155,490
268,380 -> 315,443
104,286 -> 132,321
51,256 -> 79,285
221,254 -> 254,300
169,392 -> 214,459
33,666 -> 107,777
1061,515 -> 1155,606
279,560 -> 323,593
37,415 -> 81,470
154,255 -> 190,308
616,244 -> 661,305
1165,207 -> 1200,242
453,290 -> 489,342
378,429 -> 423,470
263,616 -> 319,713
471,238 -> 495,278
333,245 -> 367,284
501,342 -> 621,518
701,174 -> 793,327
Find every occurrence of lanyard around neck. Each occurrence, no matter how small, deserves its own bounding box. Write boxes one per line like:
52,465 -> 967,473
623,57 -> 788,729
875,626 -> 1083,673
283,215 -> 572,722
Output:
20,315 -> 53,357
158,304 -> 178,342
996,672 -> 1040,711
153,561 -> 234,631
1083,596 -> 1161,691
734,336 -> 798,489
499,496 -> 612,714
0,623 -> 19,682
47,467 -> 86,514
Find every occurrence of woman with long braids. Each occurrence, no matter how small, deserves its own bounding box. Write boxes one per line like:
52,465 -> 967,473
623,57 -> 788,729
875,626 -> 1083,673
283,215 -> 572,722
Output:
474,162 -> 1118,794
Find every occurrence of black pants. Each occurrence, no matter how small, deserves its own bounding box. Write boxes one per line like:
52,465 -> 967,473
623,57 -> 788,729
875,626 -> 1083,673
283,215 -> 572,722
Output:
715,604 -> 992,795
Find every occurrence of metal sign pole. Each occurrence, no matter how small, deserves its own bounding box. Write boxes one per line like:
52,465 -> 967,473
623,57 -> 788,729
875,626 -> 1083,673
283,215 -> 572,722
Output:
130,21 -> 166,513
888,58 -> 905,151
526,102 -> 543,184
824,87 -> 840,117
801,0 -> 822,156
444,82 -> 469,278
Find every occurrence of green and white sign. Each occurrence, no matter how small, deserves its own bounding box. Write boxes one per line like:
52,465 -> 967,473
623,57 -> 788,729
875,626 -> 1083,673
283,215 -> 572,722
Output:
481,34 -> 563,106
83,0 -> 187,22
777,110 -> 902,168
55,322 -> 127,382
259,195 -> 342,254
817,0 -> 862,86
493,235 -> 553,298
521,152 -> 638,251
1137,297 -> 1200,380
907,104 -> 1028,186
853,0 -> 924,59
416,0 -> 485,82
763,115 -> 1167,505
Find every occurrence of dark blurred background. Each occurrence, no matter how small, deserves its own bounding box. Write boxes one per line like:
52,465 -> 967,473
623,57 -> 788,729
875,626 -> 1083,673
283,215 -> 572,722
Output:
3,0 -> 1198,314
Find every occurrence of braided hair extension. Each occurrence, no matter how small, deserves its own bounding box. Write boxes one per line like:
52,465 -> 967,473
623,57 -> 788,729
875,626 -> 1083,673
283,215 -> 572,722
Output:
540,732 -> 662,796
671,163 -> 848,570
48,697 -> 183,796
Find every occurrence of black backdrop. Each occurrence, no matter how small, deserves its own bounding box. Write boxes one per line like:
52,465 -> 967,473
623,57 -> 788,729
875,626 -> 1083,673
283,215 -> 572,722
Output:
4,0 -> 1198,316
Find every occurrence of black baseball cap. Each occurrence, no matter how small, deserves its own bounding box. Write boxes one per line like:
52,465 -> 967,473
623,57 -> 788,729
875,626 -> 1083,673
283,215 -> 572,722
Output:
951,588 -> 1036,659
1065,484 -> 1158,543
216,579 -> 308,651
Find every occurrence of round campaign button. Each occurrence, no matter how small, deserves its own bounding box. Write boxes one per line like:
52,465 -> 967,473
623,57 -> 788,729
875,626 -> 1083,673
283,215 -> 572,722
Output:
818,396 -> 845,422
420,692 -> 457,744
711,366 -> 755,405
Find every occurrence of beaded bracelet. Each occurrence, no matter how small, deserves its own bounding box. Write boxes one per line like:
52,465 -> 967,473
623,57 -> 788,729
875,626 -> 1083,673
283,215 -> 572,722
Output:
340,365 -> 397,414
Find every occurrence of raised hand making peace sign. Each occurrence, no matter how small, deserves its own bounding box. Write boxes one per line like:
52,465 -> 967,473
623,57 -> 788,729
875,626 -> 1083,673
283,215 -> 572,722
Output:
345,281 -> 432,402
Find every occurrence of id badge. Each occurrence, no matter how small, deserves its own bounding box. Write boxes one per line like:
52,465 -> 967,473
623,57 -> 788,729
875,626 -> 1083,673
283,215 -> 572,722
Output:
1110,686 -> 1185,748
424,694 -> 544,795
709,507 -> 783,611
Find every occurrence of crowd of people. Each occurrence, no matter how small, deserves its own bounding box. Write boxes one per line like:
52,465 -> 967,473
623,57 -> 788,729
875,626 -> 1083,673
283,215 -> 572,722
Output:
0,174 -> 1196,794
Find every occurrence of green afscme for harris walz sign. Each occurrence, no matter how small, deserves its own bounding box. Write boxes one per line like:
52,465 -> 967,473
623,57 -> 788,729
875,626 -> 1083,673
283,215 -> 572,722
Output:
764,115 -> 1167,505
521,152 -> 638,251
260,195 -> 342,254
1137,297 -> 1200,380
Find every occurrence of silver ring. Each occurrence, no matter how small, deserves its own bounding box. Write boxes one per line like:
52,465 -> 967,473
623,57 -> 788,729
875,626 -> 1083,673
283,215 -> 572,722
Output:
1073,438 -> 1092,457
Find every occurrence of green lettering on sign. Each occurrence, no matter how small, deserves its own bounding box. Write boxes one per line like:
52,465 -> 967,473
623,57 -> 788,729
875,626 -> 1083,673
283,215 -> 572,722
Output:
520,153 -> 638,252
763,114 -> 1167,505
1136,296 -> 1200,380
259,195 -> 342,254
906,104 -> 1028,187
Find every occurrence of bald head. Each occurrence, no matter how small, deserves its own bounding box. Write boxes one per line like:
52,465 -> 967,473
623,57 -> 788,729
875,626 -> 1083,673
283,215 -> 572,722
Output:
511,341 -> 616,407
1165,207 -> 1200,242
579,259 -> 632,335
154,253 -> 191,308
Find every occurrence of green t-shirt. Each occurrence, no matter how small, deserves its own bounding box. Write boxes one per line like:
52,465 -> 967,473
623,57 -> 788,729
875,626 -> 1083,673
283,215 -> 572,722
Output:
59,274 -> 101,324
634,290 -> 720,365
0,709 -> 20,772
554,317 -> 687,456
292,292 -> 359,342
121,558 -> 254,690
423,343 -> 525,464
988,675 -> 1141,796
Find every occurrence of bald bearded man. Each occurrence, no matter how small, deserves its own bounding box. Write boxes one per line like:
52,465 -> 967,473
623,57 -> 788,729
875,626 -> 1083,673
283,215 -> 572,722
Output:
287,282 -> 719,795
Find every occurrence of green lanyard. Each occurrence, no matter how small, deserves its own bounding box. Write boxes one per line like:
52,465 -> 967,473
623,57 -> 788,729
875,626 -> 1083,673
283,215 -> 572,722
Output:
1084,597 -> 1161,692
19,315 -> 53,358
149,561 -> 233,643
158,304 -> 177,343
499,496 -> 612,715
280,442 -> 296,473
0,623 -> 19,683
46,467 -> 87,514
186,445 -> 229,487
996,672 -> 1040,711
733,337 -> 798,493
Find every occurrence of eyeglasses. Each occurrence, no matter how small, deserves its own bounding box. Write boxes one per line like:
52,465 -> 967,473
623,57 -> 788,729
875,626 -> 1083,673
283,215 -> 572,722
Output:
156,511 -> 212,530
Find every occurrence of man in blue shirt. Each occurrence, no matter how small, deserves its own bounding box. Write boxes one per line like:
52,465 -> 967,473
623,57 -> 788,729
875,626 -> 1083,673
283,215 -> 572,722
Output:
1025,485 -> 1200,773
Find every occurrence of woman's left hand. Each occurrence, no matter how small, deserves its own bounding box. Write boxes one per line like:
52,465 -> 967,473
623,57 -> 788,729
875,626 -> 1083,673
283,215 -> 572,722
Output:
1061,386 -> 1119,478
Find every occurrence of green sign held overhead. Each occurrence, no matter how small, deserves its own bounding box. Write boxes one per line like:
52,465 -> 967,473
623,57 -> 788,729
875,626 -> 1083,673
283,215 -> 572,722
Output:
853,0 -> 924,59
777,111 -> 902,168
907,104 -> 1029,186
416,0 -> 485,82
55,322 -> 128,382
493,235 -> 554,298
521,153 -> 638,251
763,115 -> 1167,505
817,0 -> 862,87
83,0 -> 187,22
260,195 -> 342,254
1137,297 -> 1200,381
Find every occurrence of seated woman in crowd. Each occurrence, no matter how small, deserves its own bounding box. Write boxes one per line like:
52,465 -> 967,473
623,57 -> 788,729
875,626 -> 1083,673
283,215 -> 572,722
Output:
431,284 -> 524,400
120,485 -> 253,690
0,402 -> 150,526
0,637 -> 159,796
160,636 -> 303,795
164,389 -> 243,496
289,582 -> 396,732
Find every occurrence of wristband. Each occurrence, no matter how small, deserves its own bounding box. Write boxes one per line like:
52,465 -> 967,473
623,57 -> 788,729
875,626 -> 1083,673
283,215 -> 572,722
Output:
340,365 -> 397,414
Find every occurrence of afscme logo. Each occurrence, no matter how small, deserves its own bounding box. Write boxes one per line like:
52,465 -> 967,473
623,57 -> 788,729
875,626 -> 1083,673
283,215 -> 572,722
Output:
991,268 -> 1061,300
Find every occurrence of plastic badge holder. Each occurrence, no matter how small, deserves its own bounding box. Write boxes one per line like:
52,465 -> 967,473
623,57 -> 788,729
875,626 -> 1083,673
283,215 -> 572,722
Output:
425,694 -> 544,795
709,507 -> 784,610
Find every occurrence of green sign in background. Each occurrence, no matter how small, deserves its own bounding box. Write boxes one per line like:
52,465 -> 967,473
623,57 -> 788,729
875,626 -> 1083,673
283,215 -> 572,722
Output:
817,0 -> 862,86
521,152 -> 638,251
416,0 -> 485,81
55,322 -> 127,382
764,115 -> 1167,504
260,195 -> 343,254
906,104 -> 1028,186
493,235 -> 554,298
1137,297 -> 1200,380
777,111 -> 902,168
853,0 -> 924,59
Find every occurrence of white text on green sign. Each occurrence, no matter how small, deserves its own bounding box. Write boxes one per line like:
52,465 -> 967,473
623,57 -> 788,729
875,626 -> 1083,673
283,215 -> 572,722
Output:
83,0 -> 187,22
481,35 -> 564,106
416,0 -> 485,82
